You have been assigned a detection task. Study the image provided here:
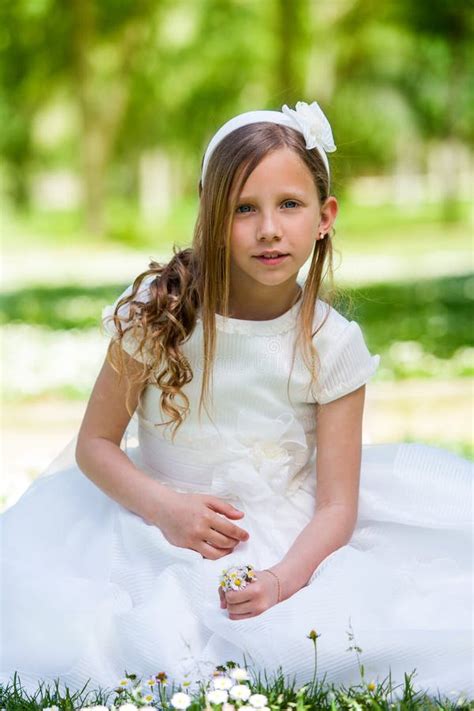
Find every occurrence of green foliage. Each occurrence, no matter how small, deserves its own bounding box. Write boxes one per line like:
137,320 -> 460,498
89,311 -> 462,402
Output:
1,276 -> 471,362
333,274 -> 473,360
1,0 -> 473,219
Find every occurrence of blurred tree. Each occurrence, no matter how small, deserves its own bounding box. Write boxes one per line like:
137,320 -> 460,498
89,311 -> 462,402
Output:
70,0 -> 159,235
326,0 -> 473,211
272,0 -> 312,102
388,0 -> 474,219
0,1 -> 70,207
0,0 -> 472,234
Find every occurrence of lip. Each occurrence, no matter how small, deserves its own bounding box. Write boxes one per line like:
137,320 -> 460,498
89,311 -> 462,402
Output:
254,251 -> 289,258
254,254 -> 289,266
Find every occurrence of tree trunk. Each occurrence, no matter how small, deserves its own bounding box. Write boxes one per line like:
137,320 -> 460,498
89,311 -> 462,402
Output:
274,0 -> 310,103
70,0 -> 106,236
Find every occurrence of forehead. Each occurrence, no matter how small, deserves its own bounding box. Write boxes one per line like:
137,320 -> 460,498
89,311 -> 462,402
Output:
235,147 -> 315,196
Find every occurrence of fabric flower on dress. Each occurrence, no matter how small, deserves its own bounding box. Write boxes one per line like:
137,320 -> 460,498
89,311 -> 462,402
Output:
210,410 -> 309,507
281,100 -> 336,153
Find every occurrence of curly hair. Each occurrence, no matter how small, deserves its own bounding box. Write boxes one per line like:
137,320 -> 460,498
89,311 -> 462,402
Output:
104,121 -> 342,440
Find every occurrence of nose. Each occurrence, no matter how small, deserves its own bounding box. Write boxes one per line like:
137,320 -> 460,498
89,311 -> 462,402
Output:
257,209 -> 283,241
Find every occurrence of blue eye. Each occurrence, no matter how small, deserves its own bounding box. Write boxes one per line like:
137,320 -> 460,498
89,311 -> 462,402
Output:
235,200 -> 299,213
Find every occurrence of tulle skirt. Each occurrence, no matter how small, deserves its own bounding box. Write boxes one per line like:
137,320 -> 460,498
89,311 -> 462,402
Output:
0,435 -> 472,699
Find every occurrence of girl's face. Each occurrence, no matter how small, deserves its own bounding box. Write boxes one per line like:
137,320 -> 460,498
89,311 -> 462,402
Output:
229,147 -> 337,299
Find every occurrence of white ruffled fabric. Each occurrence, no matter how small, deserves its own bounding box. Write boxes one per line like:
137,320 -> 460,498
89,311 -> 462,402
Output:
1,279 -> 472,700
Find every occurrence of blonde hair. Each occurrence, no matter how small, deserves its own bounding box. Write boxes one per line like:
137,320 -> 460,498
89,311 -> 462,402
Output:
105,122 -> 339,440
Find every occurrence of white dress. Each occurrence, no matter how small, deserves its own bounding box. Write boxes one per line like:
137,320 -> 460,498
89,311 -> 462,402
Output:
1,275 -> 472,699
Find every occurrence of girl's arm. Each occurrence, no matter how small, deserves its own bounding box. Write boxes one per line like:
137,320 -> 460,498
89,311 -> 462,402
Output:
269,384 -> 366,602
75,343 -> 174,525
76,343 -> 249,559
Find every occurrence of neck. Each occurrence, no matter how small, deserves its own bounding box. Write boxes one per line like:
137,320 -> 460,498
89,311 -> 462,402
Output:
223,282 -> 302,321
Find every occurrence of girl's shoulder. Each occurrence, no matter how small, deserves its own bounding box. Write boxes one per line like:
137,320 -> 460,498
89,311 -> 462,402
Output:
101,274 -> 158,365
313,297 -> 362,344
311,298 -> 380,404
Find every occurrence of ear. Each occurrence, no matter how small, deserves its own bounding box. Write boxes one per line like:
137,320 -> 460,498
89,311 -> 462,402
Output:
318,196 -> 338,235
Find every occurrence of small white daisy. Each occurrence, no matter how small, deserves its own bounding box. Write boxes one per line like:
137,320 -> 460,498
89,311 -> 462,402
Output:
117,678 -> 131,688
249,694 -> 268,708
229,668 -> 250,682
143,694 -> 154,704
170,691 -> 192,709
207,689 -> 229,704
229,684 -> 251,702
212,676 -> 233,690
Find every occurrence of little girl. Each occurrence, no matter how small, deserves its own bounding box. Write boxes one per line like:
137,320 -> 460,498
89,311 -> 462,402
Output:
1,100 -> 472,698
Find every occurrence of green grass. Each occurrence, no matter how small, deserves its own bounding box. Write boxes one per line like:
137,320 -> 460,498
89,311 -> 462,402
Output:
335,199 -> 471,254
332,274 -> 474,361
1,626 -> 472,709
1,196 -> 199,252
1,274 -> 472,362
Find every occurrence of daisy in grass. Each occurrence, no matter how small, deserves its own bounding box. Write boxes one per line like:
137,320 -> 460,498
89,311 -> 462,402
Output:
207,689 -> 229,704
229,684 -> 252,702
229,667 -> 250,681
170,691 -> 192,709
212,675 -> 233,690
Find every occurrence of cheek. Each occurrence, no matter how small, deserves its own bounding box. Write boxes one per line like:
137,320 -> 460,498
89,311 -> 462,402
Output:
229,226 -> 249,256
289,215 -> 317,249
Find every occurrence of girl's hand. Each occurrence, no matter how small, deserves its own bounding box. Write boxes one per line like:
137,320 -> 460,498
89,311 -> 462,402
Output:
153,489 -> 250,560
218,569 -> 280,619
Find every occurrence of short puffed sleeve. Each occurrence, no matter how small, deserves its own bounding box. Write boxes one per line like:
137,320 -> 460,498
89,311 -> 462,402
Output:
101,274 -> 157,366
311,300 -> 380,404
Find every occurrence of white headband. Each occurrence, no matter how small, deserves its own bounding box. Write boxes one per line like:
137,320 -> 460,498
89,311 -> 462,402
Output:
200,100 -> 337,189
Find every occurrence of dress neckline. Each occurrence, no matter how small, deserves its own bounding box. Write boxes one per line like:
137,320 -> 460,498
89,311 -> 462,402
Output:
204,292 -> 303,336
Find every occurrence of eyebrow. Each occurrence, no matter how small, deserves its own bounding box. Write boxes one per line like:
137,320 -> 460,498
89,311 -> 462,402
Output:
238,189 -> 307,201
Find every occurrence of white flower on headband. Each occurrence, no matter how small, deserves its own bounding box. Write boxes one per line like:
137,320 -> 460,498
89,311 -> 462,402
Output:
281,100 -> 336,153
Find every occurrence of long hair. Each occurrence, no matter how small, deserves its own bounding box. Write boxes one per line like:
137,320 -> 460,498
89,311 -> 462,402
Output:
104,122 -> 339,440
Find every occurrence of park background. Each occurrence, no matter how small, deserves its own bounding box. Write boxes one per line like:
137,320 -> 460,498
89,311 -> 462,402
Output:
1,0 -> 473,512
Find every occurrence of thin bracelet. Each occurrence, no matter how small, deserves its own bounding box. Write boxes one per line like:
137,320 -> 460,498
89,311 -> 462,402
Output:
263,568 -> 281,603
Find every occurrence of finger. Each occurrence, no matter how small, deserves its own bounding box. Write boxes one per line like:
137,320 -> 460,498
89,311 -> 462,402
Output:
226,599 -> 253,614
206,499 -> 245,518
227,603 -> 255,619
225,590 -> 253,606
205,528 -> 239,549
200,541 -> 233,560
218,587 -> 227,609
212,515 -> 250,543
